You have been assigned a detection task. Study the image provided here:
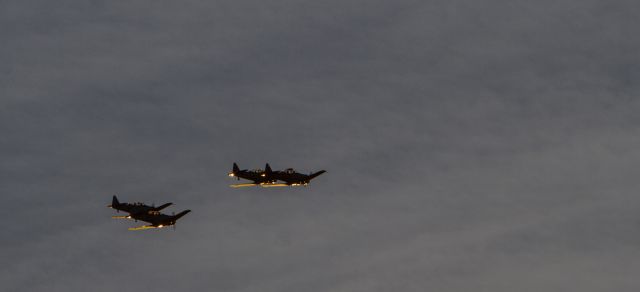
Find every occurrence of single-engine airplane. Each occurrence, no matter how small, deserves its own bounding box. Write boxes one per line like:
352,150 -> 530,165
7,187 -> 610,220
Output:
272,167 -> 326,186
108,195 -> 172,219
228,163 -> 279,187
127,210 -> 191,231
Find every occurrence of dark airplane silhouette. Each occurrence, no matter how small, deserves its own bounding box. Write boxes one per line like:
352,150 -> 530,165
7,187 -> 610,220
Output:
127,210 -> 191,231
108,195 -> 172,219
271,165 -> 326,186
228,163 -> 278,187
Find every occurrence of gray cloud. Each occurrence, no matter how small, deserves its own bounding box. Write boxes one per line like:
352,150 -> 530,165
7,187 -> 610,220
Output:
2,0 -> 640,291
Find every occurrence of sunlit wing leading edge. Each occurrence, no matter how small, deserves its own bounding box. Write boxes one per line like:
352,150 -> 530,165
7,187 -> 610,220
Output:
260,183 -> 289,187
230,183 -> 258,188
128,225 -> 159,231
112,215 -> 131,219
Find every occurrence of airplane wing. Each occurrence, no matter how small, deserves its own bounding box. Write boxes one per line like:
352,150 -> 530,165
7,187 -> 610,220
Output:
154,203 -> 173,211
128,225 -> 159,231
230,183 -> 258,188
260,183 -> 289,187
112,215 -> 131,219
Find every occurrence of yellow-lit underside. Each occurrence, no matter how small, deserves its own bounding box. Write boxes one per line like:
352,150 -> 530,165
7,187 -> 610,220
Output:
112,215 -> 131,219
229,183 -> 290,188
128,225 -> 160,231
229,183 -> 258,188
260,183 -> 289,187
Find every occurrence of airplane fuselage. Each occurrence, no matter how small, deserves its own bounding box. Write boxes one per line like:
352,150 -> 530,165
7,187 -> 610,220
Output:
273,169 -> 326,186
110,202 -> 172,216
129,210 -> 191,228
229,170 -> 276,184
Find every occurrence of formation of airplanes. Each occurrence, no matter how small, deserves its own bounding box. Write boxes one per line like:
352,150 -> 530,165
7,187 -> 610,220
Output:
109,163 -> 326,231
228,163 -> 326,188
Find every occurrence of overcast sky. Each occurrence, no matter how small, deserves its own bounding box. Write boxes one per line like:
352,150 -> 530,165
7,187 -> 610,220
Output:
2,1 -> 640,291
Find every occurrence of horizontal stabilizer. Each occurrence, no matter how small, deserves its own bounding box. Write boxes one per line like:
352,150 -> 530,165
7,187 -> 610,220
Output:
309,170 -> 326,180
173,210 -> 191,220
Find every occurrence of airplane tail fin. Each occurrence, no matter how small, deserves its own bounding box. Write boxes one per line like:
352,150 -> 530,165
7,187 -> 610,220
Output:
173,210 -> 191,220
309,170 -> 326,180
110,195 -> 120,208
265,163 -> 273,175
229,163 -> 241,179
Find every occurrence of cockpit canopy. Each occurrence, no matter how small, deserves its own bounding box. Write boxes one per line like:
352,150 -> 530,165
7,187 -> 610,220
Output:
249,169 -> 264,173
285,168 -> 295,174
